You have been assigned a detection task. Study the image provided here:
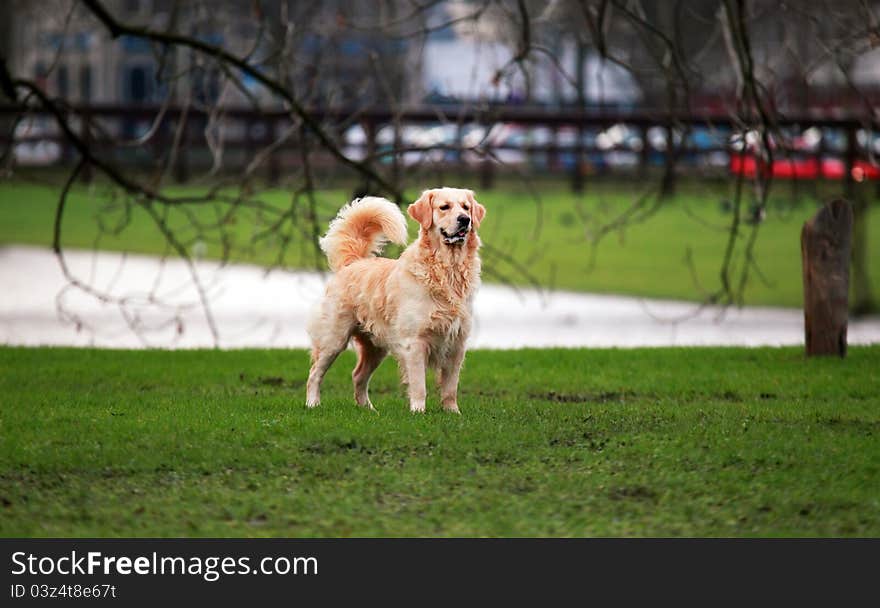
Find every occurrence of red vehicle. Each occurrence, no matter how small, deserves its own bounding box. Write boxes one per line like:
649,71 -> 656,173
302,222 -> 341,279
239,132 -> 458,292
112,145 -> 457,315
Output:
730,154 -> 880,181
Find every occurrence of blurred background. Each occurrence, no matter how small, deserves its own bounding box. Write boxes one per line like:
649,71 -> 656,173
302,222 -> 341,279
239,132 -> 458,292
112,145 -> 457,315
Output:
0,0 -> 878,347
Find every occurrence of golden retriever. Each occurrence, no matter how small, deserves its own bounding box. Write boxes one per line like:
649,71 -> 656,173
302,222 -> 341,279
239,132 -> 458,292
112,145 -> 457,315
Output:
306,187 -> 486,413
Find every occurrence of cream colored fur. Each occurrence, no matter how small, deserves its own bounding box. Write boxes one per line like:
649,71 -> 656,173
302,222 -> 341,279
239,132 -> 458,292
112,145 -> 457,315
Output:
306,187 -> 486,413
319,196 -> 408,272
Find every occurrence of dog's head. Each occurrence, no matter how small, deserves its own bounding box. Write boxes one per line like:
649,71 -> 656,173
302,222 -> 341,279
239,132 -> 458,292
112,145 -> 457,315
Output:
407,187 -> 486,246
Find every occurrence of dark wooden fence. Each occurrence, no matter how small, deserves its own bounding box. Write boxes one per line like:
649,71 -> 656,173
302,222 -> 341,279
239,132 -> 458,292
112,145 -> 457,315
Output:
2,103 -> 877,193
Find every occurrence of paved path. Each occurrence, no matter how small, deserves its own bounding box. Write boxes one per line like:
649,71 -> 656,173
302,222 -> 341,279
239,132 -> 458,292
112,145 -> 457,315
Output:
1,246 -> 878,349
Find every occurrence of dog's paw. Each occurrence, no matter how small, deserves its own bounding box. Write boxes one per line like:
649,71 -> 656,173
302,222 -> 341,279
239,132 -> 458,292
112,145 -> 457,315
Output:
441,399 -> 461,414
409,402 -> 426,414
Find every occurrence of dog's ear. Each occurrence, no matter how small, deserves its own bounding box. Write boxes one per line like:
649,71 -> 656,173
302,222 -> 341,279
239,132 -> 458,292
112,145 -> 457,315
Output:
408,190 -> 434,231
466,190 -> 486,228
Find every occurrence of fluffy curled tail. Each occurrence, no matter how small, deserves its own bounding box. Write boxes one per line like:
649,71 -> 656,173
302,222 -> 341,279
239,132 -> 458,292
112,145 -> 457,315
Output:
319,196 -> 409,272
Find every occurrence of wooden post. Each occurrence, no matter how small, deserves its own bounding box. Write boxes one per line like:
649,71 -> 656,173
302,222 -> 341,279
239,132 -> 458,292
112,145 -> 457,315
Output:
266,117 -> 280,186
363,118 -> 376,163
391,120 -> 401,185
639,124 -> 649,179
79,107 -> 93,183
660,123 -> 676,199
571,124 -> 585,194
174,119 -> 189,183
455,123 -> 464,180
801,198 -> 853,357
352,118 -> 377,198
548,126 -> 558,171
151,109 -> 164,167
843,125 -> 856,200
479,157 -> 494,190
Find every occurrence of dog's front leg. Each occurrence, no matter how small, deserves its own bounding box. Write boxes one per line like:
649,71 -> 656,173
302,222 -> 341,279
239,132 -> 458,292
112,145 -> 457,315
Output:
402,341 -> 428,413
439,345 -> 466,414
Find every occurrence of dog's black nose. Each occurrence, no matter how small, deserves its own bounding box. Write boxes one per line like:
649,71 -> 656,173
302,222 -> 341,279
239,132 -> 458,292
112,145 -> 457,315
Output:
457,214 -> 471,227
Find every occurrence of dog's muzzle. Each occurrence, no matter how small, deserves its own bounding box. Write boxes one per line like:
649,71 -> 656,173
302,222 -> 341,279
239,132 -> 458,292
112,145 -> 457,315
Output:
440,215 -> 471,245
440,225 -> 470,244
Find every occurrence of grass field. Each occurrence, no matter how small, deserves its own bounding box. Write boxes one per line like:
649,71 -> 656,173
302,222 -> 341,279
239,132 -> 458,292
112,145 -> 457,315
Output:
1,177 -> 877,308
1,346 -> 878,537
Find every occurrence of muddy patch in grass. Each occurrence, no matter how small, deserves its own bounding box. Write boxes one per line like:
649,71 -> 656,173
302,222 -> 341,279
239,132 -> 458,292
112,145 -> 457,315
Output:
531,390 -> 639,404
609,485 -> 658,502
548,432 -> 607,451
813,416 -> 880,433
239,372 -> 304,390
304,438 -> 363,454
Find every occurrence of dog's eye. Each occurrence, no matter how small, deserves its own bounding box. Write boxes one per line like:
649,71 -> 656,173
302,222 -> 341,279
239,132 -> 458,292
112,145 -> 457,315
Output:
439,204 -> 450,210
462,205 -> 470,211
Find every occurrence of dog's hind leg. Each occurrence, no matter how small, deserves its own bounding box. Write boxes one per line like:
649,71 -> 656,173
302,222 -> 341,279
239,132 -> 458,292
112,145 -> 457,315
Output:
306,327 -> 350,408
351,333 -> 386,410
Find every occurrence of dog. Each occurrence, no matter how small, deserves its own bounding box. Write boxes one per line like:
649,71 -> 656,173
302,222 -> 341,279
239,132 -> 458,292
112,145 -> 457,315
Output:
306,187 -> 486,413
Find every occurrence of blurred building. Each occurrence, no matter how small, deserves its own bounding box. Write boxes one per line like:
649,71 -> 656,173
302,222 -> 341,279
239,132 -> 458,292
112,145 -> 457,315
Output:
5,0 -> 880,114
6,0 -> 418,108
9,0 -> 170,105
419,2 -> 641,107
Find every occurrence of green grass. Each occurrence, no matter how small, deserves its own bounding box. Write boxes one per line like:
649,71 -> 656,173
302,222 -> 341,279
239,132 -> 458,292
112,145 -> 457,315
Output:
1,346 -> 878,537
1,178 -> 877,308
